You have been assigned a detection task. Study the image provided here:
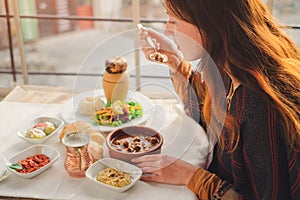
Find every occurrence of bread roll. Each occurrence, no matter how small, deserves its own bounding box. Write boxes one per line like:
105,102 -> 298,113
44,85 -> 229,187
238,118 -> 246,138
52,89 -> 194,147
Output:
77,96 -> 105,117
59,120 -> 92,142
60,121 -> 105,162
86,129 -> 105,145
88,140 -> 103,161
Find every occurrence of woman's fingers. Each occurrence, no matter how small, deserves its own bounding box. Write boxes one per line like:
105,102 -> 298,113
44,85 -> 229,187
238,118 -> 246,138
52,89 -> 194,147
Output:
156,42 -> 161,51
139,31 -> 160,51
139,30 -> 148,39
139,166 -> 159,173
138,27 -> 167,51
132,155 -> 177,172
131,154 -> 162,163
136,160 -> 159,168
140,173 -> 165,183
133,155 -> 196,185
138,26 -> 183,68
146,28 -> 165,41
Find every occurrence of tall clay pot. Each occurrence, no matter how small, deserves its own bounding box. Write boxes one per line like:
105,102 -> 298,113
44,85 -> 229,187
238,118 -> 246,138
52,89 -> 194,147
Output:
102,70 -> 130,103
102,56 -> 130,103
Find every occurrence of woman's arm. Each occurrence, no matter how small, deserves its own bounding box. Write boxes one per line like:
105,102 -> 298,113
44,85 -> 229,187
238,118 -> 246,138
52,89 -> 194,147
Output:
169,60 -> 191,104
131,154 -> 239,199
187,168 -> 238,199
170,60 -> 206,126
138,26 -> 206,125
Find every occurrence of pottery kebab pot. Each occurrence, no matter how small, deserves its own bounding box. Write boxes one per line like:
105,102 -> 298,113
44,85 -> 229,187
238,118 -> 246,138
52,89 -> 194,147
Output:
102,56 -> 130,103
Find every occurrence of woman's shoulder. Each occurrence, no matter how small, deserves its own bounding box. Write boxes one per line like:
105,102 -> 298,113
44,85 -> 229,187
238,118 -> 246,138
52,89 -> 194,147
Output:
234,85 -> 266,104
231,85 -> 270,122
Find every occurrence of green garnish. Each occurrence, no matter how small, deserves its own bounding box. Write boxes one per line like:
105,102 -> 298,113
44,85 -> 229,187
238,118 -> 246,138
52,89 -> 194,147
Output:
128,101 -> 137,106
105,101 -> 111,107
93,100 -> 143,127
134,109 -> 143,117
9,163 -> 23,170
111,120 -> 123,127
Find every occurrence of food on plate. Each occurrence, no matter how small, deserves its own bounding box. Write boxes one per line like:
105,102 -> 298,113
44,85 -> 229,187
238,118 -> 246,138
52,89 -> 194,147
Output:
9,154 -> 50,174
149,52 -> 168,63
107,126 -> 163,163
60,121 -> 105,161
92,100 -> 143,127
26,128 -> 46,139
25,121 -> 56,139
111,134 -> 160,153
105,56 -> 127,74
103,56 -> 130,102
34,122 -> 56,135
97,167 -> 131,188
77,96 -> 105,117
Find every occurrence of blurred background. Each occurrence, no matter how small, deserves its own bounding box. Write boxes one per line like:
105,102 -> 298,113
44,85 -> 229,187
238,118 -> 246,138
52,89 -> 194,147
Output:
0,0 -> 299,94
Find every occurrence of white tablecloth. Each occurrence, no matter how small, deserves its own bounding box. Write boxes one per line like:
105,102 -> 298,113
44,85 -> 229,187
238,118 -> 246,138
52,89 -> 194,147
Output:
0,101 -> 210,200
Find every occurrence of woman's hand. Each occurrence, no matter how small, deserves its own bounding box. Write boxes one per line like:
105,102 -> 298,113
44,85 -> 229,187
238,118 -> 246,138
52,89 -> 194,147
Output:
131,154 -> 198,185
138,26 -> 183,72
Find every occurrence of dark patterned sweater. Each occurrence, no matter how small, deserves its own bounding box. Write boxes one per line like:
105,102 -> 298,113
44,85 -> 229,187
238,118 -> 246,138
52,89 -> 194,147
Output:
170,61 -> 300,199
187,84 -> 300,199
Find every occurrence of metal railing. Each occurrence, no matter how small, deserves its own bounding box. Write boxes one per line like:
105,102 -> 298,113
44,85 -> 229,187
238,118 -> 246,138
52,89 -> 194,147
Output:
0,0 -> 168,87
0,0 -> 299,87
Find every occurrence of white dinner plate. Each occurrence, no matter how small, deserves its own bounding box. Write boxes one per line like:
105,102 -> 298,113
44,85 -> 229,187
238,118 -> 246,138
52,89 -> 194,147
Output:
61,89 -> 155,132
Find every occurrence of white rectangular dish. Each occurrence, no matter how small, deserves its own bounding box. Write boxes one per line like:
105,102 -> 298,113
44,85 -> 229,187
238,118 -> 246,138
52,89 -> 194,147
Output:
6,145 -> 60,179
17,116 -> 64,144
85,158 -> 142,193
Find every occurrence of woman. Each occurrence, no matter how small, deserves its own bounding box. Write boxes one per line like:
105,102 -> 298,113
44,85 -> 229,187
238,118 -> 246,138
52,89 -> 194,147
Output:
133,0 -> 300,199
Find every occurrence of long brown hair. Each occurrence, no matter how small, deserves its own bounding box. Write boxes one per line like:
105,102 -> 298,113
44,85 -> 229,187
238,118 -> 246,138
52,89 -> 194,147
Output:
165,0 -> 300,151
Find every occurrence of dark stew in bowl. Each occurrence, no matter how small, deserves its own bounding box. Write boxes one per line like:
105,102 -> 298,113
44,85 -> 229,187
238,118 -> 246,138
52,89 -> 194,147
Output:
111,134 -> 160,153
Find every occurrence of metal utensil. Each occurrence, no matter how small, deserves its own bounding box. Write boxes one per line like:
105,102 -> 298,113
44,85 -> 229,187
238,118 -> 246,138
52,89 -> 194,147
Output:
138,24 -> 157,52
137,24 -> 168,63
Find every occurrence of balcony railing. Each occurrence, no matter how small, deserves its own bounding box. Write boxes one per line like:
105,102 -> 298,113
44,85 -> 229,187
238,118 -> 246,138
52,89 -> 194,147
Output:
0,0 -> 299,88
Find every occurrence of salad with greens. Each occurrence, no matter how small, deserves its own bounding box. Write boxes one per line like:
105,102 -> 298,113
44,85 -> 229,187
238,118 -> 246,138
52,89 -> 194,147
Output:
92,100 -> 143,127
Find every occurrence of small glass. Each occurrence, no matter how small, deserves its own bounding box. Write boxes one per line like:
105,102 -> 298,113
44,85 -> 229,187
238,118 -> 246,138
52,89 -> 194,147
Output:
62,132 -> 93,178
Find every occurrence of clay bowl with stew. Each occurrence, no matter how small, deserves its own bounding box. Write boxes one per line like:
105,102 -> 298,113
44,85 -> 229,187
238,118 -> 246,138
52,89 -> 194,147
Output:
106,126 -> 163,163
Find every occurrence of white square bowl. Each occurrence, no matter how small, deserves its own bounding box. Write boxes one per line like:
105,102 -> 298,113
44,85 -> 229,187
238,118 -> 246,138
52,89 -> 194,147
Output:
86,158 -> 142,193
17,116 -> 64,144
6,145 -> 60,179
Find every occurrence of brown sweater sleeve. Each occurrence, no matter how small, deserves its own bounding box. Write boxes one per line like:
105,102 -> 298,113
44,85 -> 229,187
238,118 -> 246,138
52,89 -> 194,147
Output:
188,168 -> 238,199
170,60 -> 206,126
187,168 -> 223,199
170,60 -> 192,103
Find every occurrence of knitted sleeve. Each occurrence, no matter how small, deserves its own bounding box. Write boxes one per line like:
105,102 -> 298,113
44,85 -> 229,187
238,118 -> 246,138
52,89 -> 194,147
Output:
187,168 -> 234,199
170,60 -> 206,127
